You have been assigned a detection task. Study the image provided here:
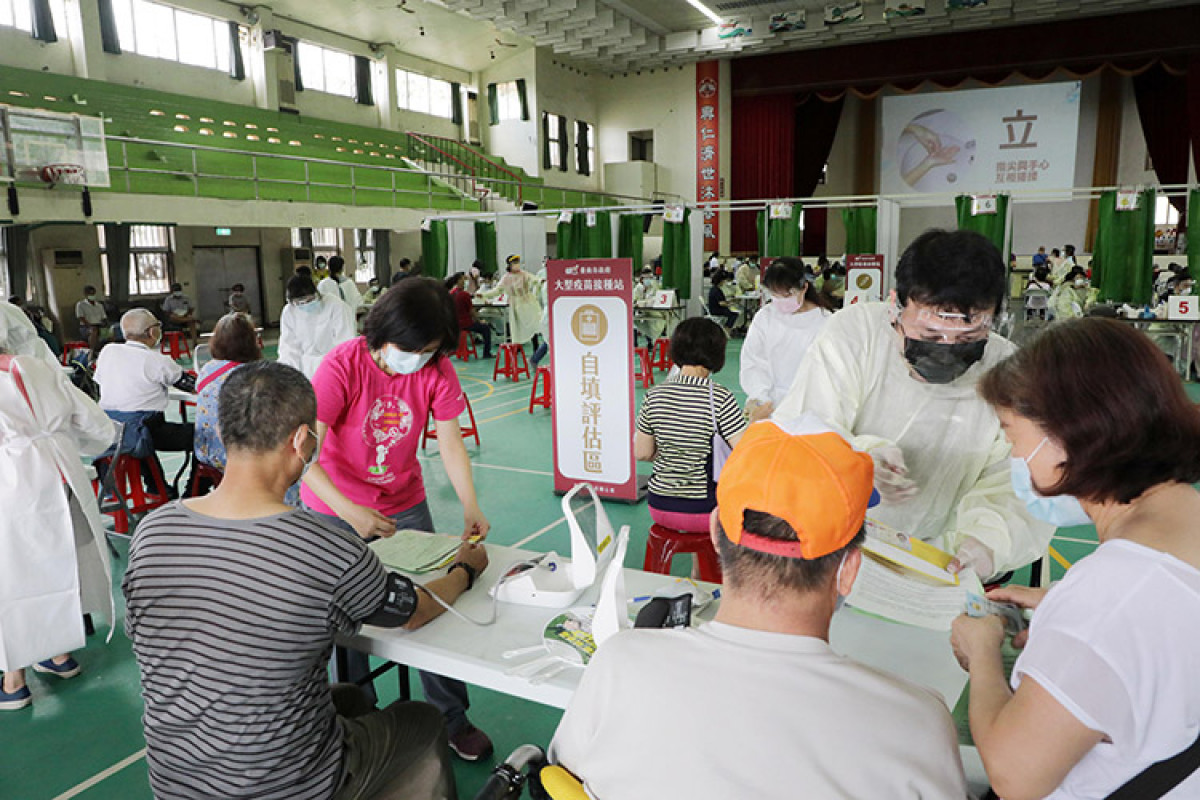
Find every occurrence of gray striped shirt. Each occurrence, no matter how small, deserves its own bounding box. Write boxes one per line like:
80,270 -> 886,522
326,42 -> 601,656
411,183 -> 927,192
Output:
123,502 -> 390,799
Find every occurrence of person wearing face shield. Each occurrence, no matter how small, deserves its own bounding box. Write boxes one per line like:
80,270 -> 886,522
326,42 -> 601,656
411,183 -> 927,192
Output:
299,277 -> 495,762
739,257 -> 833,423
1050,267 -> 1092,320
277,274 -> 356,380
774,229 -> 1055,580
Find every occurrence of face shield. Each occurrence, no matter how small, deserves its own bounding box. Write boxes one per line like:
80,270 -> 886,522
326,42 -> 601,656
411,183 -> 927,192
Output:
891,300 -> 992,384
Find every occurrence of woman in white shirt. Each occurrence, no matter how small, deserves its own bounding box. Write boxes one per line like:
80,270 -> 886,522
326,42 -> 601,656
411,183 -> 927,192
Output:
739,257 -> 832,423
951,317 -> 1200,800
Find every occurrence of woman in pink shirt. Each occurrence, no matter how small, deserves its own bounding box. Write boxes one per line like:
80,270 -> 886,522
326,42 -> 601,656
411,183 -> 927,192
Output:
301,277 -> 494,761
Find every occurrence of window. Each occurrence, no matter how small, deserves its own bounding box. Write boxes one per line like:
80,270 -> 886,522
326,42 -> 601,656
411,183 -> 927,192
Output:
0,0 -> 33,32
1155,195 -> 1181,227
630,130 -> 653,162
576,120 -> 595,176
99,225 -> 174,297
110,0 -> 233,72
496,81 -> 522,122
354,230 -> 375,283
544,112 -> 564,170
291,227 -> 343,266
299,42 -> 355,98
396,69 -> 456,119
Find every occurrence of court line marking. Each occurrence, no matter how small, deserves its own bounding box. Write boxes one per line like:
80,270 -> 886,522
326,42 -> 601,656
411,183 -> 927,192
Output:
513,515 -> 569,548
458,374 -> 495,401
416,456 -> 553,477
477,407 -> 530,425
470,395 -> 534,416
53,748 -> 147,800
1048,546 -> 1073,571
1051,535 -> 1099,546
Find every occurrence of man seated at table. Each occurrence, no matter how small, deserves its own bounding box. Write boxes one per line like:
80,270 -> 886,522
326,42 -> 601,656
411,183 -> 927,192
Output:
161,282 -> 199,350
94,309 -> 195,488
75,284 -> 108,358
550,419 -> 967,800
125,361 -> 488,800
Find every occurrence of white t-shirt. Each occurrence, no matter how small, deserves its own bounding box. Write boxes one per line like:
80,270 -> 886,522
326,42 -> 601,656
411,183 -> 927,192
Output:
75,298 -> 107,325
95,340 -> 183,413
740,304 -> 831,406
550,622 -> 966,800
1013,539 -> 1200,799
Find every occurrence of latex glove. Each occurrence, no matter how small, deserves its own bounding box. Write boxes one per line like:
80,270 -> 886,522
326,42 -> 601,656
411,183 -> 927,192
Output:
948,536 -> 995,580
870,445 -> 919,503
746,399 -> 774,423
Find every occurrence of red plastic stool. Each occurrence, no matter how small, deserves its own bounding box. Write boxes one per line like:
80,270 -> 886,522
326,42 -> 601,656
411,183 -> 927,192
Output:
189,462 -> 225,496
455,330 -> 478,362
422,393 -> 481,449
634,347 -> 655,389
160,331 -> 192,361
92,454 -> 171,534
643,524 -> 723,583
529,366 -> 552,413
493,343 -> 530,382
650,337 -> 673,372
61,340 -> 90,365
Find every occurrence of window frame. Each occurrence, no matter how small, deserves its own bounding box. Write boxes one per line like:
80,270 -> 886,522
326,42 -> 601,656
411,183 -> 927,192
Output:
354,229 -> 375,283
395,68 -> 456,119
99,224 -> 176,298
544,112 -> 563,170
496,81 -> 522,122
109,0 -> 235,73
299,41 -> 356,98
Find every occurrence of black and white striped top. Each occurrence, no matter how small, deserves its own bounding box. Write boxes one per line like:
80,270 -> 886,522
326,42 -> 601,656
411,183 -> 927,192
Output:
636,374 -> 746,503
123,502 -> 389,800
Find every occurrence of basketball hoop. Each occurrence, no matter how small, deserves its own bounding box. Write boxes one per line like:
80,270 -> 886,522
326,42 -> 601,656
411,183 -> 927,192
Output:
39,163 -> 86,188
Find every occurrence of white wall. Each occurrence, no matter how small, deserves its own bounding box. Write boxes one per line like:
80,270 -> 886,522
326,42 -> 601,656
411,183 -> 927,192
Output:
479,47 -> 539,177
534,55 -> 600,192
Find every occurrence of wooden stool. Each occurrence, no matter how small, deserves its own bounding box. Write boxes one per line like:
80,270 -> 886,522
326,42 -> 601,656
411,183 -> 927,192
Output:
421,393 -> 481,449
93,454 -> 171,534
643,524 -> 723,583
189,461 -> 225,496
455,330 -> 478,362
493,342 -> 530,382
529,366 -> 552,413
634,346 -> 655,389
160,331 -> 192,361
650,337 -> 673,373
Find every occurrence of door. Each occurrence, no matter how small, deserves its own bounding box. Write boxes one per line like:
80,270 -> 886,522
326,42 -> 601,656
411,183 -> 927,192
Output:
194,247 -> 263,325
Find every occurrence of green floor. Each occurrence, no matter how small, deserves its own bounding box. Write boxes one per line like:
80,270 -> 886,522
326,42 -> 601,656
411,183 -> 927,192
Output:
3,337 -> 1165,799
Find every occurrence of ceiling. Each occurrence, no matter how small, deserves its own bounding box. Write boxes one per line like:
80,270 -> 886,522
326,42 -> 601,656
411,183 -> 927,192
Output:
249,0 -> 1200,75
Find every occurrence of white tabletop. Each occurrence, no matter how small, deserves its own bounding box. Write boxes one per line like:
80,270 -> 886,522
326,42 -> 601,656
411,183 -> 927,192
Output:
167,387 -> 198,404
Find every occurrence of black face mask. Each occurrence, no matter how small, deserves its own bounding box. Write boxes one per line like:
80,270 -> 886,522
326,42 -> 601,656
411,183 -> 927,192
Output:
903,338 -> 987,384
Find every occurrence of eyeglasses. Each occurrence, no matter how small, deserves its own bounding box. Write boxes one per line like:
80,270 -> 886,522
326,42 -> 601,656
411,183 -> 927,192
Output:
893,302 -> 991,344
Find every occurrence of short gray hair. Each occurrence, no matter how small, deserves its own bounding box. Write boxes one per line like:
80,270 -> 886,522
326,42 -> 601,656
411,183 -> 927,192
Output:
218,361 -> 316,453
120,308 -> 158,339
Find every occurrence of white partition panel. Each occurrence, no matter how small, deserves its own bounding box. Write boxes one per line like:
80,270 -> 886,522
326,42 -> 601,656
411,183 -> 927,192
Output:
446,219 -> 477,275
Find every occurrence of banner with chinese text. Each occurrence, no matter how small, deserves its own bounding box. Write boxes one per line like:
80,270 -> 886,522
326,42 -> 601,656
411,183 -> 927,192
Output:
548,258 -> 638,501
696,61 -> 720,252
880,81 -> 1080,199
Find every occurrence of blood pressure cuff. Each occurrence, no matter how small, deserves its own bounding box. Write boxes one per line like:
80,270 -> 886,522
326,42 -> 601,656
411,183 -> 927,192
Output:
172,371 -> 197,393
362,572 -> 419,628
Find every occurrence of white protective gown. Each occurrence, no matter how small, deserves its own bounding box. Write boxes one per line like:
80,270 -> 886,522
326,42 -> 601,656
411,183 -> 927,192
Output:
277,294 -> 357,380
740,303 -> 831,408
483,270 -> 542,345
632,279 -> 667,342
0,300 -> 58,368
318,276 -> 363,312
0,355 -> 116,671
774,302 -> 1054,573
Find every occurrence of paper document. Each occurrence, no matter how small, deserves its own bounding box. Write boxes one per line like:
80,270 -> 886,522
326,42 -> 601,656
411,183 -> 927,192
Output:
864,517 -> 957,584
369,529 -> 461,574
847,551 -> 967,631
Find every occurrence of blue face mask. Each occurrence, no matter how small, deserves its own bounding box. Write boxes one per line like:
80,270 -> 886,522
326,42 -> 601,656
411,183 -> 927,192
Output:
1010,437 -> 1091,527
293,297 -> 321,314
384,346 -> 434,375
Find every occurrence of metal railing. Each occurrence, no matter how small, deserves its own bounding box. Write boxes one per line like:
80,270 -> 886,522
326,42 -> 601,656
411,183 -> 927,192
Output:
405,131 -> 525,206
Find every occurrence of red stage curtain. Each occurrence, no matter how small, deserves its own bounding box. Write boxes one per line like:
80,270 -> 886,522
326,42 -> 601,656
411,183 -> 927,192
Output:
1133,64 -> 1190,217
730,93 -> 795,253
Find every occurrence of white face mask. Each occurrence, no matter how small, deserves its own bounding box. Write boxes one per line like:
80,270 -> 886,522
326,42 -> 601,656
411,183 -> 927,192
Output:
833,550 -> 850,612
384,346 -> 434,375
296,427 -> 319,480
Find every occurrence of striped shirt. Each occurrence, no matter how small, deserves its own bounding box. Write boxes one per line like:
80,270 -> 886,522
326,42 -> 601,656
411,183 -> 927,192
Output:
636,374 -> 745,503
123,502 -> 393,800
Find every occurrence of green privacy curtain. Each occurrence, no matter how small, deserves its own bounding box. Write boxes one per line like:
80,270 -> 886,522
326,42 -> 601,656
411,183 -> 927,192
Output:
617,214 -> 644,270
450,82 -> 463,125
556,213 -> 585,259
1094,189 -> 1155,305
474,220 -> 498,276
841,207 -> 878,255
486,84 -> 499,125
582,211 -> 612,258
755,204 -> 803,257
955,194 -> 1009,254
662,208 -> 691,299
1188,189 -> 1199,276
515,79 -> 530,121
97,0 -> 121,53
420,220 -> 449,280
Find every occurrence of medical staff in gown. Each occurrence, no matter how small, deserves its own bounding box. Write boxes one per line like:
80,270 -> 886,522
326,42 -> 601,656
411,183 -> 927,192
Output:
775,230 -> 1054,577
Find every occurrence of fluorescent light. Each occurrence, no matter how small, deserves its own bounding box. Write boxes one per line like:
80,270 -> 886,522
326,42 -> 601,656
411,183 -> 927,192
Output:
685,0 -> 724,26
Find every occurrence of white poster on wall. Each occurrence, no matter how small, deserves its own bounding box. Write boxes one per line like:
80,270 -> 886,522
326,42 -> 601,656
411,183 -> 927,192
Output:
880,81 -> 1081,200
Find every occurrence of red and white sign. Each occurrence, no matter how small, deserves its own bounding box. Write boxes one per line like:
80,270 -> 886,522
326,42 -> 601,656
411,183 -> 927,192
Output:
1168,296 -> 1200,321
548,258 -> 638,501
845,254 -> 885,306
696,61 -> 720,252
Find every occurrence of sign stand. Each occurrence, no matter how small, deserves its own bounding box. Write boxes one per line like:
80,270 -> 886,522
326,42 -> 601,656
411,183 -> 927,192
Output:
548,258 -> 642,503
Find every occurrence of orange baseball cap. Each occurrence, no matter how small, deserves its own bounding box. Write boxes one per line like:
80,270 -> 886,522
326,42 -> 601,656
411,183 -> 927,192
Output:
717,419 -> 876,560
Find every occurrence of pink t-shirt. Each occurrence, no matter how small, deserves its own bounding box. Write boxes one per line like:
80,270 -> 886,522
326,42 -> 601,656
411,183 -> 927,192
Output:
301,337 -> 466,516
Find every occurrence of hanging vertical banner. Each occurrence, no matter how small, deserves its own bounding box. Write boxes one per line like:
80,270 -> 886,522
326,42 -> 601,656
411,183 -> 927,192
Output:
548,258 -> 638,501
845,254 -> 885,306
696,61 -> 720,253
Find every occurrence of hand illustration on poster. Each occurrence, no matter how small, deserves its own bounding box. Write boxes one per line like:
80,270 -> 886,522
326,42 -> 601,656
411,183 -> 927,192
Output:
896,109 -> 976,192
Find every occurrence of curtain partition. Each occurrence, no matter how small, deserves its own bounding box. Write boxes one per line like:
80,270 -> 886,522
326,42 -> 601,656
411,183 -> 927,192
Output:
617,214 -> 644,270
373,229 -> 391,286
662,208 -> 692,299
420,220 -> 449,280
955,194 -> 1010,255
103,223 -> 132,308
1094,189 -> 1155,305
841,207 -> 878,255
474,220 -> 498,275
